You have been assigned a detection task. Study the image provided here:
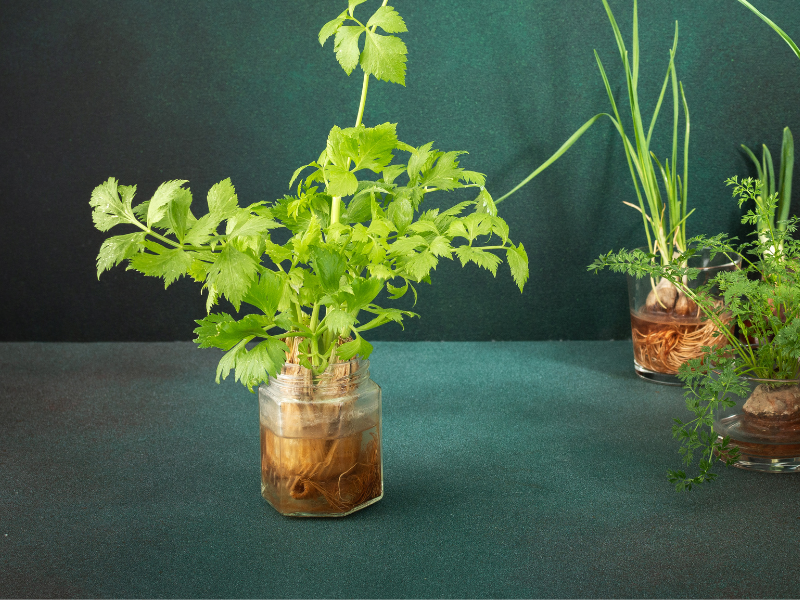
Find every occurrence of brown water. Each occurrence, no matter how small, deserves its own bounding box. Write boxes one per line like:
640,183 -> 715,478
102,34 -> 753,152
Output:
260,422 -> 382,516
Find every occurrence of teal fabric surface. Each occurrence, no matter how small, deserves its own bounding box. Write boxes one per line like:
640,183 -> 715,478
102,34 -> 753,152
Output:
2,341 -> 799,598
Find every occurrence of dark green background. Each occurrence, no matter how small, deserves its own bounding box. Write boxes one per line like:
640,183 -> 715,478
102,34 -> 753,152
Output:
2,0 -> 799,342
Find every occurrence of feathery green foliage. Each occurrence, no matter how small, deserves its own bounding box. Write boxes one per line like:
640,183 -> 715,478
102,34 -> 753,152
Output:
90,1 -> 528,391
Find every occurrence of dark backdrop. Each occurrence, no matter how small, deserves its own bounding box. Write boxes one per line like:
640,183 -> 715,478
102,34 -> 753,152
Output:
2,0 -> 799,342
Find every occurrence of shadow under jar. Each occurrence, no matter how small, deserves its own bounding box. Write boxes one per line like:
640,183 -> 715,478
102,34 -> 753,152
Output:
258,359 -> 383,517
627,248 -> 741,385
715,376 -> 800,473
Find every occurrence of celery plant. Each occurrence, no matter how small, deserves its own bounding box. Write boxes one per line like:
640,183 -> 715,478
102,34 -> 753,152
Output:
90,1 -> 529,390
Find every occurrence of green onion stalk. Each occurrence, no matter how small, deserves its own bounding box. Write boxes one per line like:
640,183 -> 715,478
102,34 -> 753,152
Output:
741,127 -> 795,254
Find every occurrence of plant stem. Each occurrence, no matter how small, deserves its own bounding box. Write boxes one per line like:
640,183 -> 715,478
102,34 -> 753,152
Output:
134,222 -> 211,253
355,72 -> 370,128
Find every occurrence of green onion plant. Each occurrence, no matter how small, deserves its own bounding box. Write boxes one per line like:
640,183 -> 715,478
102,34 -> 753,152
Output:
741,127 -> 794,250
497,0 -> 691,270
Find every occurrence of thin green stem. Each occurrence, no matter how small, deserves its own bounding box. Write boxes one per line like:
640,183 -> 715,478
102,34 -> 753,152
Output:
133,221 -> 212,253
355,73 -> 370,128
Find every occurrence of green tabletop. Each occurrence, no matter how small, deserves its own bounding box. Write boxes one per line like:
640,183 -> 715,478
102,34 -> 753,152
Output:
1,341 -> 798,598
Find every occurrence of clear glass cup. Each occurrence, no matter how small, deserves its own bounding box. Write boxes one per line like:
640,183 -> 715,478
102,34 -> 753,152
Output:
627,248 -> 741,385
258,359 -> 383,517
715,376 -> 800,472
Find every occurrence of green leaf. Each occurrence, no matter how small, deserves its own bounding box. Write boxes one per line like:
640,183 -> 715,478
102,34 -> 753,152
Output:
388,197 -> 413,234
128,247 -> 194,287
167,187 -> 194,241
288,162 -> 317,189
324,164 -> 359,197
428,236 -> 452,258
507,243 -> 529,291
395,185 -> 424,211
187,258 -> 210,282
474,189 -> 497,216
369,264 -> 394,280
311,246 -> 347,292
334,25 -> 365,75
206,245 -> 259,309
386,279 -> 407,300
336,335 -> 374,361
118,184 -> 137,213
326,125 -> 359,168
418,151 -> 466,190
454,246 -> 501,276
90,178 -> 131,231
358,306 -> 413,331
235,338 -> 288,389
366,5 -> 407,34
461,170 -> 486,186
217,314 -> 275,349
263,239 -> 295,265
319,10 -> 347,46
243,269 -> 285,316
462,212 -> 493,240
183,213 -> 220,246
734,0 -> 800,60
207,178 -> 239,219
491,216 -> 510,243
225,211 -> 281,239
408,220 -> 439,235
382,164 -> 406,185
404,250 -> 438,281
96,232 -> 147,277
146,180 -> 189,229
445,220 -> 469,240
194,313 -> 235,348
348,278 -> 383,311
325,308 -> 356,337
215,338 -> 251,384
404,142 -> 435,182
348,0 -> 368,16
346,192 -> 374,223
351,123 -> 398,173
361,31 -> 407,85
390,235 -> 427,255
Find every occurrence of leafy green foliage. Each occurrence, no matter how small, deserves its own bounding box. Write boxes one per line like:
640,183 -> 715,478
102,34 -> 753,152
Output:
90,0 -> 528,392
590,176 -> 800,489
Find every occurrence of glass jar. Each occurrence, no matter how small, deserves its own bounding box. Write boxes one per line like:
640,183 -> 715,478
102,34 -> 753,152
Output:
258,359 -> 383,517
627,248 -> 740,385
714,376 -> 800,472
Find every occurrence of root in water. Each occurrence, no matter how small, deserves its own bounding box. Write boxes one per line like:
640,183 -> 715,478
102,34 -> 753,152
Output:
631,299 -> 729,374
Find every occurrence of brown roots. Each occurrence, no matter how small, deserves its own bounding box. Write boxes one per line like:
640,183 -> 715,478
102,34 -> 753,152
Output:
631,299 -> 729,374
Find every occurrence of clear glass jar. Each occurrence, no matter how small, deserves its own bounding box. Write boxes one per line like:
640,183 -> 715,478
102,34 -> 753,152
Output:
258,359 -> 383,517
715,376 -> 800,472
627,248 -> 740,385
